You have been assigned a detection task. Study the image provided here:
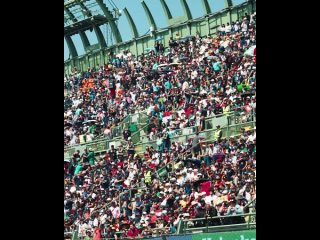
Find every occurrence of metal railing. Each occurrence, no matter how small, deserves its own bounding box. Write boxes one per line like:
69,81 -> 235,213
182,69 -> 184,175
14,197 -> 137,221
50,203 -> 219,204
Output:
64,112 -> 149,160
64,110 -> 255,160
179,212 -> 256,234
134,120 -> 256,154
69,227 -> 174,240
130,110 -> 256,146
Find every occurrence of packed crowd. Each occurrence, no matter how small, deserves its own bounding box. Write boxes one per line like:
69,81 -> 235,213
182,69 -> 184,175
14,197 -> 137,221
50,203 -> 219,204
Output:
64,12 -> 256,240
64,11 -> 256,147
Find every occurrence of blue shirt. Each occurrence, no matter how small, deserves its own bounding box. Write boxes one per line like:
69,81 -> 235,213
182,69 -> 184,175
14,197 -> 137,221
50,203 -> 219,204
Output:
213,62 -> 221,71
164,81 -> 172,89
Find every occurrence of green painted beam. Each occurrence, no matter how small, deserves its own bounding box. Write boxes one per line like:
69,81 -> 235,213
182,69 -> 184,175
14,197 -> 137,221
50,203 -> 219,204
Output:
64,7 -> 90,50
180,0 -> 192,20
123,8 -> 139,38
77,1 -> 107,48
201,0 -> 211,15
65,0 -> 253,70
93,26 -> 107,48
141,0 -> 157,30
65,35 -> 78,58
95,0 -> 122,43
160,0 -> 172,20
64,0 -> 91,9
79,31 -> 90,49
224,0 -> 233,8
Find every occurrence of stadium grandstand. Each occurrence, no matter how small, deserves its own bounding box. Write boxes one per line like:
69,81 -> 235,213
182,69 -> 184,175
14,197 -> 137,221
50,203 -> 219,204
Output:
64,1 -> 256,239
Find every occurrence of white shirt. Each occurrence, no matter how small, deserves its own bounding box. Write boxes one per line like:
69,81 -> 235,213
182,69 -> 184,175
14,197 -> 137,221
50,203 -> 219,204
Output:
112,206 -> 120,219
225,25 -> 231,33
200,99 -> 207,107
247,134 -> 256,143
100,214 -> 107,224
70,186 -> 76,193
241,22 -> 248,32
186,172 -> 192,182
127,171 -> 135,183
130,92 -> 136,103
93,218 -> 99,227
177,177 -> 185,186
191,70 -> 198,80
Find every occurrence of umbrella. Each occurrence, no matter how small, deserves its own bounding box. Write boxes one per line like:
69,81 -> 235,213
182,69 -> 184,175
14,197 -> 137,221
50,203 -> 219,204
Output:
194,179 -> 210,188
83,120 -> 96,124
64,122 -> 73,127
213,152 -> 225,160
158,63 -> 168,68
179,56 -> 189,60
159,69 -> 173,73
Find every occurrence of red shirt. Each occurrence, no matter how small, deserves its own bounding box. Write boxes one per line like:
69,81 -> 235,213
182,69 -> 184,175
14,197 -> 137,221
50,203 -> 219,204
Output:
117,161 -> 124,168
163,111 -> 172,117
162,214 -> 169,222
149,162 -> 156,170
93,228 -> 101,240
127,227 -> 139,238
150,215 -> 158,223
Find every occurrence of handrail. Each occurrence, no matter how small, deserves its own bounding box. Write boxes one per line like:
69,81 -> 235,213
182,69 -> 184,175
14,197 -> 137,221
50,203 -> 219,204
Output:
64,110 -> 255,156
181,212 -> 256,234
134,120 -> 256,155
64,111 -> 148,151
131,110 -> 255,144
182,213 -> 255,223
244,198 -> 256,210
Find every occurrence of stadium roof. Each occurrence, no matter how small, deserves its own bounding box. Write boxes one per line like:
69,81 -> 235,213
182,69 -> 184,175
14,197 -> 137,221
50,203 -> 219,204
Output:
64,0 -> 244,59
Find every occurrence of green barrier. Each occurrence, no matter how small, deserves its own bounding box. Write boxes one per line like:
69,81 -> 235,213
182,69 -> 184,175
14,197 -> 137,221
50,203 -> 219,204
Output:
192,230 -> 256,240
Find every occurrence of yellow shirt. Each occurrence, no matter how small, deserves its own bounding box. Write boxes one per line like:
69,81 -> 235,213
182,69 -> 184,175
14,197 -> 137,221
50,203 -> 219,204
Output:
179,199 -> 187,208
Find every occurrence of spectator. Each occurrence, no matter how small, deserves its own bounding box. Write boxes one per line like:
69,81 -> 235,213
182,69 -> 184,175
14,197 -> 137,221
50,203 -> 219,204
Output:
64,14 -> 256,237
90,225 -> 101,240
127,224 -> 140,239
214,125 -> 222,141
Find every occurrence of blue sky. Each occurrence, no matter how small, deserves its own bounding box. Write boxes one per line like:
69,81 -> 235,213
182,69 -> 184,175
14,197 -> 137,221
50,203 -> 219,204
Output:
64,0 -> 245,60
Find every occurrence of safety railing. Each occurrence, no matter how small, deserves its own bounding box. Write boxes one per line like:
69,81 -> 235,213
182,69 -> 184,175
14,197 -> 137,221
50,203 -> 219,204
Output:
64,111 -> 148,146
132,110 -> 256,145
71,227 -> 174,240
134,120 -> 256,154
179,212 -> 256,234
64,112 -> 149,160
64,110 -> 255,159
